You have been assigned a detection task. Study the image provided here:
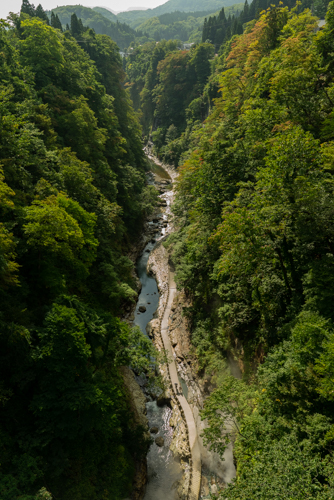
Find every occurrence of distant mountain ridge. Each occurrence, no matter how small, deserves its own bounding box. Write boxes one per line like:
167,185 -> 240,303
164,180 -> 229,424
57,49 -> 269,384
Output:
116,0 -> 240,27
50,5 -> 145,49
50,0 -> 243,47
92,6 -> 118,20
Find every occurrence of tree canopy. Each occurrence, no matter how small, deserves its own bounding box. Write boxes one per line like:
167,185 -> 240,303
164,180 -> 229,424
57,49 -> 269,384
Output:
0,7 -> 159,499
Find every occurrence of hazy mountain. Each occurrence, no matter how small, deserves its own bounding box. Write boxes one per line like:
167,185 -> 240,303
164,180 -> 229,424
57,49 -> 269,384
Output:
50,5 -> 145,49
125,6 -> 147,10
116,0 -> 241,27
92,6 -> 118,19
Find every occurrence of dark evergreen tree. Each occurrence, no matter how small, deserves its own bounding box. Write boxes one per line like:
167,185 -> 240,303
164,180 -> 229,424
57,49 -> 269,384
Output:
35,3 -> 49,24
70,12 -> 81,36
51,11 -> 63,31
78,17 -> 85,33
202,17 -> 208,42
20,0 -> 35,16
55,13 -> 63,31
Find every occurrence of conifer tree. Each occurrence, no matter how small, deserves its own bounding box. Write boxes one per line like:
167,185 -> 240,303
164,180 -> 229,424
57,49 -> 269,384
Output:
202,18 -> 208,42
51,11 -> 62,31
70,13 -> 81,36
21,0 -> 35,17
35,3 -> 49,24
55,13 -> 63,31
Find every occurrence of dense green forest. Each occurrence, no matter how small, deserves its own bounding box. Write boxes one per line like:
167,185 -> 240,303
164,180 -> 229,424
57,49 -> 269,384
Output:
4,0 -> 334,497
0,4 -> 160,499
162,3 -> 334,498
136,5 -> 243,44
49,3 -> 244,48
202,0 -> 330,47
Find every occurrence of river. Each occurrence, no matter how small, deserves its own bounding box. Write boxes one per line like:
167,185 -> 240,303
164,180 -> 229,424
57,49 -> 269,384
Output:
133,163 -> 183,500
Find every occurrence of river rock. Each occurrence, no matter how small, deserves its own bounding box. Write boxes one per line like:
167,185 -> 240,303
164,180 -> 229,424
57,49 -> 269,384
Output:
138,306 -> 146,313
155,436 -> 164,447
150,426 -> 159,434
211,483 -> 218,494
201,476 -> 210,496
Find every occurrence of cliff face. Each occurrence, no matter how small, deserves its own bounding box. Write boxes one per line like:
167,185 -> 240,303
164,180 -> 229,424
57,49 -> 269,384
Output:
120,366 -> 149,500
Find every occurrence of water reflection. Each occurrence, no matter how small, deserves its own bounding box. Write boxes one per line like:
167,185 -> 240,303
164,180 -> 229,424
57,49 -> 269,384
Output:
133,237 -> 160,337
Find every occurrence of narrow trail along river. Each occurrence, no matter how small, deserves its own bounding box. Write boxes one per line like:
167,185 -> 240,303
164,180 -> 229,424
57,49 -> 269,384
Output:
132,158 -> 201,500
160,270 -> 201,500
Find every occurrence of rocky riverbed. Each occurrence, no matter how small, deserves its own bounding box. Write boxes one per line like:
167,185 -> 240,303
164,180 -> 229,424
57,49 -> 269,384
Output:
123,153 -> 236,500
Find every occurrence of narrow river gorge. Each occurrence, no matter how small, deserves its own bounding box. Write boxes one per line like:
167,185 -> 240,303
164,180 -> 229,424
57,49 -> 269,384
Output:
127,158 -> 236,500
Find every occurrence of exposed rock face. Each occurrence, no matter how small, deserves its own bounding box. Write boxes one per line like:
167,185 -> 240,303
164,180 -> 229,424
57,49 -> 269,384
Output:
168,291 -> 203,408
119,367 -> 149,500
201,476 -> 210,496
211,483 -> 218,494
120,366 -> 149,434
147,245 -> 193,498
121,158 -> 178,500
146,318 -> 160,340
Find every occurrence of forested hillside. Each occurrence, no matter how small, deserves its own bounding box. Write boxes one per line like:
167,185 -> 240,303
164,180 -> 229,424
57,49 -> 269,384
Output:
136,5 -> 243,44
0,7 -> 159,500
163,3 -> 334,498
117,0 -> 242,27
49,4 -> 149,49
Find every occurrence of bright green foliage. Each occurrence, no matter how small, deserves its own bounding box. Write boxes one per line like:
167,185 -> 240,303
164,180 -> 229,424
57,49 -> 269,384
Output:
0,10 -> 159,500
153,3 -> 334,497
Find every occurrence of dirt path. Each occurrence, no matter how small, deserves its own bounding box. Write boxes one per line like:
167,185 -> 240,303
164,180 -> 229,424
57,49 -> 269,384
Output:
160,270 -> 201,500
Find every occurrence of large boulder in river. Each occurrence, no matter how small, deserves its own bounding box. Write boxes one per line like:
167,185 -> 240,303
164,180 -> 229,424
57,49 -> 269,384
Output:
155,437 -> 164,447
138,306 -> 146,313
